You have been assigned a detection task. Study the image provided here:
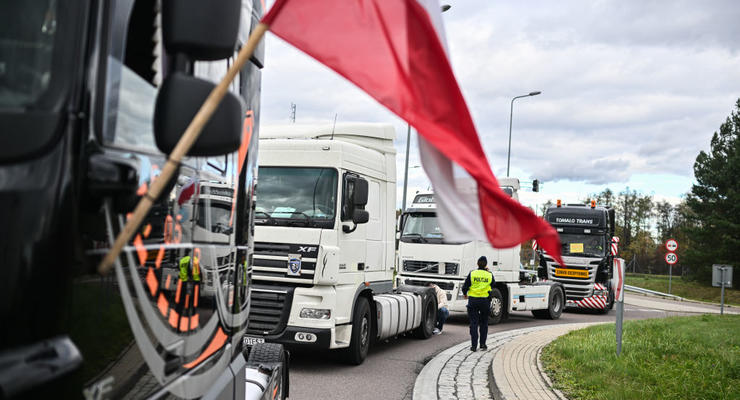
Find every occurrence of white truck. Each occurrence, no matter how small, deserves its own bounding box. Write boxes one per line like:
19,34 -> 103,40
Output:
246,123 -> 438,364
397,180 -> 565,323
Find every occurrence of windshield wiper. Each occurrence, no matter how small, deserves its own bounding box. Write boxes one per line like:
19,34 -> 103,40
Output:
254,211 -> 275,225
401,233 -> 427,243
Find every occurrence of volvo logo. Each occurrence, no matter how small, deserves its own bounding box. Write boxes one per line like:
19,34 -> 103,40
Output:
297,246 -> 317,253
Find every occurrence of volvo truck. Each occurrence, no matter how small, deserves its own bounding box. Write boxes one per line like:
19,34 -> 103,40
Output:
538,201 -> 617,312
0,1 -> 288,398
246,123 -> 438,365
397,180 -> 565,324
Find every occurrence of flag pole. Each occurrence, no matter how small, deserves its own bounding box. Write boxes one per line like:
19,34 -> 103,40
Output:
98,23 -> 270,275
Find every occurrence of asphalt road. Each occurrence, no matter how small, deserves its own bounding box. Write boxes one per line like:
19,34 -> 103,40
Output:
286,294 -> 728,400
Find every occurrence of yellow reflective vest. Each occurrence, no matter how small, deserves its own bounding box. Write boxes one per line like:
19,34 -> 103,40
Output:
468,269 -> 493,298
179,255 -> 201,282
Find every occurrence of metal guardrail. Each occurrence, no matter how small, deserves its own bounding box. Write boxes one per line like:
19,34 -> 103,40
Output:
624,284 -> 684,301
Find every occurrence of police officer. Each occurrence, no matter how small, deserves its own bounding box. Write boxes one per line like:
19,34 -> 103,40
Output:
462,256 -> 494,351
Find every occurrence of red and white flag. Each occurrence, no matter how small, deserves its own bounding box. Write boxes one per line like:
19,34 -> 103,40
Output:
262,0 -> 564,265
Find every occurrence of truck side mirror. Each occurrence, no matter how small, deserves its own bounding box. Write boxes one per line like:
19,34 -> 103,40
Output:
154,0 -> 243,156
162,0 -> 241,60
353,178 -> 368,206
342,174 -> 369,221
153,73 -> 242,156
353,210 -> 369,224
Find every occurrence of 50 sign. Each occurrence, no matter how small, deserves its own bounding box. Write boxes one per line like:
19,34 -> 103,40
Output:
665,252 -> 678,265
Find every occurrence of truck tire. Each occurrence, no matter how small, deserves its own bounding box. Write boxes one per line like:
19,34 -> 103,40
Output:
344,297 -> 371,365
488,288 -> 504,325
248,342 -> 284,363
413,291 -> 436,339
247,343 -> 289,400
532,285 -> 564,320
601,288 -> 615,313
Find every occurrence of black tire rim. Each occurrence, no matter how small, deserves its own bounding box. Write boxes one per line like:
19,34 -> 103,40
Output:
491,296 -> 502,316
360,313 -> 369,349
552,290 -> 562,313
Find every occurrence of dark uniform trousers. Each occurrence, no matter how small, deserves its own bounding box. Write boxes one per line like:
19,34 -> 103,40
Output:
467,296 -> 491,348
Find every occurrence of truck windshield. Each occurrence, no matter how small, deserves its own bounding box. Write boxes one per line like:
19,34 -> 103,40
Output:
255,167 -> 337,228
559,233 -> 605,257
402,213 -> 446,244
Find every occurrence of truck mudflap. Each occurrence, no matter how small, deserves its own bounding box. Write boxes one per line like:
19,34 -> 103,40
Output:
566,283 -> 609,309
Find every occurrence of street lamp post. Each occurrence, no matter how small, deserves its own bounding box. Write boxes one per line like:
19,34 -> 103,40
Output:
506,91 -> 541,177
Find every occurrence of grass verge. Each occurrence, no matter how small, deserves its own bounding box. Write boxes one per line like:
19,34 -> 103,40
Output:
541,315 -> 740,400
626,273 -> 740,306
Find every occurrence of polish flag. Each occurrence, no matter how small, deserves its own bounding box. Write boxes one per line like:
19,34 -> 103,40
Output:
262,0 -> 564,265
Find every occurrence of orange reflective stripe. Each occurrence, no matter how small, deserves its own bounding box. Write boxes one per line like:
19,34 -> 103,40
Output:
184,328 -> 228,369
175,280 -> 182,303
272,385 -> 278,399
146,267 -> 158,297
158,293 -> 168,316
190,314 -> 199,330
169,310 -> 179,328
134,234 -> 147,266
179,316 -> 189,332
184,294 -> 190,309
164,274 -> 171,290
155,245 -> 165,268
194,285 -> 199,307
143,223 -> 152,238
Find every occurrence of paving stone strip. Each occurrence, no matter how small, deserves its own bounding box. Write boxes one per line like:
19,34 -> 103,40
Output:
413,325 -> 552,400
413,323 -> 603,400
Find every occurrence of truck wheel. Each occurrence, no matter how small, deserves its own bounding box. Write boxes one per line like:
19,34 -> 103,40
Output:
488,288 -> 504,325
248,342 -> 284,363
344,297 -> 371,365
248,343 -> 289,400
532,285 -> 564,320
603,289 -> 615,312
413,292 -> 436,339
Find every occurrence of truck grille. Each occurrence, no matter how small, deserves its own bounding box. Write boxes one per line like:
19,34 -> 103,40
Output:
402,260 -> 459,275
403,260 -> 438,273
252,242 -> 318,287
543,255 -> 600,300
247,286 -> 293,336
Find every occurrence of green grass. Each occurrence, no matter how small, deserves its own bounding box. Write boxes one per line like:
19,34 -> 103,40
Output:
626,273 -> 740,306
541,315 -> 740,400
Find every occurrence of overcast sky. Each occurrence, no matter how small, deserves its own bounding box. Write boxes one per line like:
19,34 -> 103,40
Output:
259,0 -> 740,211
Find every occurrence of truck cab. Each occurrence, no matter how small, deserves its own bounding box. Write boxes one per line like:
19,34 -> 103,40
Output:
248,123 -> 437,364
0,1 -> 287,398
539,201 -> 616,311
398,178 -> 565,324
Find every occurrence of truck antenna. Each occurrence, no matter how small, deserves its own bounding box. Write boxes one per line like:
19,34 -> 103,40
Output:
330,113 -> 338,140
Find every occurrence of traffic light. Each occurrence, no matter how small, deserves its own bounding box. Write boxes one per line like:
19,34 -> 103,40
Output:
532,179 -> 539,192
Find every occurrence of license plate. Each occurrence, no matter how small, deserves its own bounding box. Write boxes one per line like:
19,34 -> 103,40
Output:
243,336 -> 265,346
555,268 -> 589,278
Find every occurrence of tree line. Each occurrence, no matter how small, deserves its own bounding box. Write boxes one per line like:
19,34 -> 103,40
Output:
595,99 -> 738,286
524,99 -> 739,287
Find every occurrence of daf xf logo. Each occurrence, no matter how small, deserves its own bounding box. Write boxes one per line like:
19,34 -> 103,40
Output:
298,246 -> 317,253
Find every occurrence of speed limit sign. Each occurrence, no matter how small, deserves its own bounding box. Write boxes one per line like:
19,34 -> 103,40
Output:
665,239 -> 678,252
665,252 -> 678,265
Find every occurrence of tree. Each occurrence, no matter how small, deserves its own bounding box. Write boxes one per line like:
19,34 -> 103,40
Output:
685,98 -> 740,285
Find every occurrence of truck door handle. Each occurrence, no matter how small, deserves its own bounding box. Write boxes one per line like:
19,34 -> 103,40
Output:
0,336 -> 83,398
358,263 -> 365,271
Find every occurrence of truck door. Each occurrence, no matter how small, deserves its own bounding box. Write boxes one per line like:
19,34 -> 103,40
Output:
365,179 -> 382,273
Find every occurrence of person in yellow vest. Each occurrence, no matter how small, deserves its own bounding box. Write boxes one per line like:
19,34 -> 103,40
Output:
461,256 -> 494,351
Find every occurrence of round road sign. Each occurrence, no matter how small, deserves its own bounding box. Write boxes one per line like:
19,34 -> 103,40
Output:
665,238 -> 678,252
665,252 -> 678,265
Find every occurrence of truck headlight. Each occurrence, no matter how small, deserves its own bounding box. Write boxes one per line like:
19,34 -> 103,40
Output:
593,289 -> 607,296
300,308 -> 331,319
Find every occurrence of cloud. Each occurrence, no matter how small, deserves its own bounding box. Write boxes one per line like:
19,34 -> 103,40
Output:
260,1 -> 740,205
